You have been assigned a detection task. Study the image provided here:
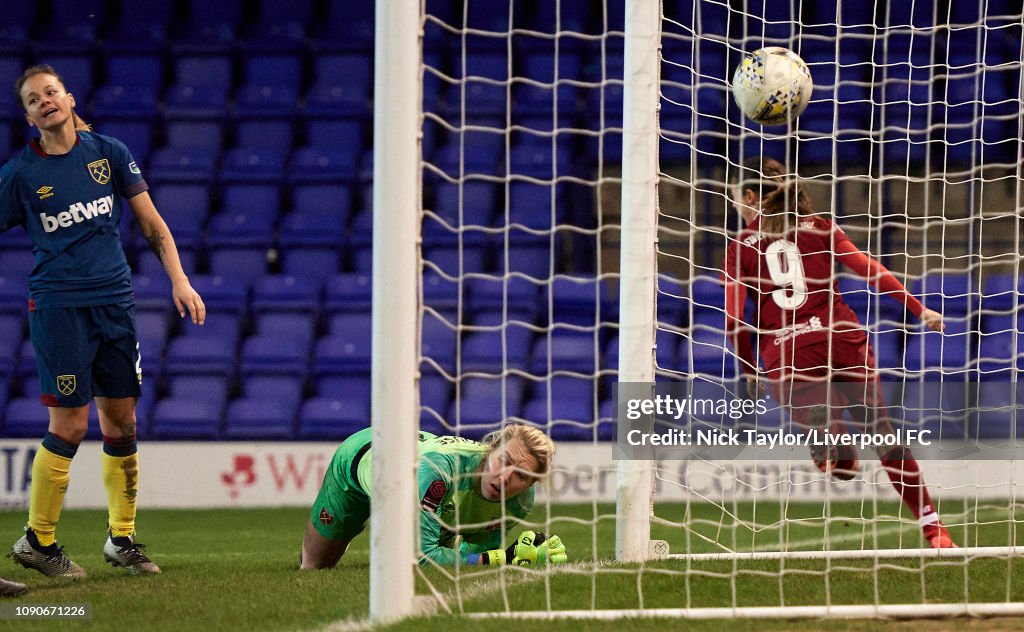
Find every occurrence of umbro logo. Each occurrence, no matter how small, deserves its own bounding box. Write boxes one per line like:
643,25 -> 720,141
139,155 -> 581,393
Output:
36,185 -> 54,199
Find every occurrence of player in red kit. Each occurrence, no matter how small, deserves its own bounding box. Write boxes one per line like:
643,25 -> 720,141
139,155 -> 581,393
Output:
721,156 -> 956,549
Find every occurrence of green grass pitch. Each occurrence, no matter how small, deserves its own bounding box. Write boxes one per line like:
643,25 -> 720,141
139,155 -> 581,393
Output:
0,502 -> 1021,631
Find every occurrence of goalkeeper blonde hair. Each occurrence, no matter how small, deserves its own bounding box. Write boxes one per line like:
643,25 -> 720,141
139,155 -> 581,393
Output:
484,424 -> 556,479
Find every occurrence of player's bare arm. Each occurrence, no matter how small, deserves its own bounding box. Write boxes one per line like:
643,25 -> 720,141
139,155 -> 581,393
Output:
128,191 -> 206,324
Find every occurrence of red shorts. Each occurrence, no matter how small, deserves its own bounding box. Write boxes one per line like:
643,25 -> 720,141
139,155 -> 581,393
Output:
764,335 -> 886,429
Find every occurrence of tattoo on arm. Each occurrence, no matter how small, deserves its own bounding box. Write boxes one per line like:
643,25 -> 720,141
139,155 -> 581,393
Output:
145,230 -> 166,263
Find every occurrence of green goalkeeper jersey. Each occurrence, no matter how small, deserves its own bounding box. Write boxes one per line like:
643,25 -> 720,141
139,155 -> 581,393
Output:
356,433 -> 534,566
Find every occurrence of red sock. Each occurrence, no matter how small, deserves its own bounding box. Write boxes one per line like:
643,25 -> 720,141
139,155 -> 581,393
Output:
880,446 -> 937,521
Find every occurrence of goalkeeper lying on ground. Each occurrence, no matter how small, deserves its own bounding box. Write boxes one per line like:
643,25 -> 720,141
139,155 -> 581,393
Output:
300,424 -> 568,568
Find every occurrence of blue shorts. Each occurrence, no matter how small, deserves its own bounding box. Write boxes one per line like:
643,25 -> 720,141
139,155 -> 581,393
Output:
29,303 -> 142,408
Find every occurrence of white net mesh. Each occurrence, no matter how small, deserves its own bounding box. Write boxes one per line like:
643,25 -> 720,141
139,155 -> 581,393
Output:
413,0 -> 1024,619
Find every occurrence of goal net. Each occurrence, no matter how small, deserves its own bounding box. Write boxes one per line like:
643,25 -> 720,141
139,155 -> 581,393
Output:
374,0 -> 1024,621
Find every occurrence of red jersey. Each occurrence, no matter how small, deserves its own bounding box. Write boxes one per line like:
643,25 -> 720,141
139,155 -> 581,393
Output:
722,214 -> 923,373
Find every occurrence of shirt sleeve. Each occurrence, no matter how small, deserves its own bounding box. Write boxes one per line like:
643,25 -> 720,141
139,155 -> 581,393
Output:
833,227 -> 925,318
0,161 -> 26,232
416,455 -> 478,567
106,136 -> 149,199
722,244 -> 759,377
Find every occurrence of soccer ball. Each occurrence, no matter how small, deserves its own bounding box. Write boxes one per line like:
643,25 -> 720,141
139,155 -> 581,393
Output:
731,47 -> 813,126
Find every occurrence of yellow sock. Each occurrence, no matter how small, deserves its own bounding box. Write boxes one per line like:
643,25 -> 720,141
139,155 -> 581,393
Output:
102,439 -> 139,538
28,434 -> 78,547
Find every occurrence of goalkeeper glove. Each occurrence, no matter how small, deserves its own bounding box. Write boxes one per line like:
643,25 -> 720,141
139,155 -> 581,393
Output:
482,531 -> 568,566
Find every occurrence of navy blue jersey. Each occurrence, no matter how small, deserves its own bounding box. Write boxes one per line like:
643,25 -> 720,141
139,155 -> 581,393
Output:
0,131 -> 148,308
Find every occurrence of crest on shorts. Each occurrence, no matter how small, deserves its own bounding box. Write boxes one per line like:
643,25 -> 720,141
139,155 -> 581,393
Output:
57,374 -> 76,396
87,159 -> 110,184
319,508 -> 335,527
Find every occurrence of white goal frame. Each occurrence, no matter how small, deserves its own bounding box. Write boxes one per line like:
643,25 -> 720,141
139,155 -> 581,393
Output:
369,0 -> 1024,623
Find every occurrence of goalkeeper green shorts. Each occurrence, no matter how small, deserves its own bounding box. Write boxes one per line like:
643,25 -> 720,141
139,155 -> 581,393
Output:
310,428 -> 374,542
309,428 -> 439,541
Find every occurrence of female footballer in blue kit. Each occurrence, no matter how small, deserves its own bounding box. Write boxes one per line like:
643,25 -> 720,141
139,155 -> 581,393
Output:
0,65 -> 206,578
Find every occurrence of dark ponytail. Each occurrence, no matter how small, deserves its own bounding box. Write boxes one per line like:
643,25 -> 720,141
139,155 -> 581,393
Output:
729,156 -> 815,235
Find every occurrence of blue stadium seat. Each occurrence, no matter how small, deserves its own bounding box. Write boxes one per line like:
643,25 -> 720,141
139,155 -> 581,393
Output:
433,182 -> 496,227
144,183 -> 208,249
657,275 -> 691,328
291,184 -> 352,215
251,275 -> 322,313
323,273 -> 373,314
304,119 -> 363,150
297,396 -> 369,440
278,210 -> 348,281
37,55 -> 94,96
281,251 -> 344,283
0,4 -> 33,53
910,273 -> 976,316
242,54 -> 304,89
165,120 -> 224,151
135,310 -> 170,354
167,375 -> 229,414
234,83 -> 300,118
314,375 -> 370,400
683,327 -> 735,377
0,247 -> 33,278
240,334 -> 310,375
235,119 -> 295,152
464,276 -> 538,324
150,397 -> 222,439
980,273 -> 1021,313
460,325 -> 533,373
310,0 -> 373,53
419,365 -> 451,414
221,184 -> 282,216
543,276 -> 614,327
530,333 -> 598,374
432,134 -> 504,175
903,319 -> 972,373
224,398 -> 296,439
314,331 -> 372,375
206,210 -> 276,252
186,275 -> 249,317
253,312 -> 317,348
219,148 -> 287,184
0,276 -> 27,315
92,119 -> 152,163
449,376 -> 525,435
164,336 -> 236,376
242,375 -> 305,411
131,274 -> 172,312
971,381 -> 1024,438
176,317 -> 242,348
422,242 -> 489,276
103,6 -> 172,54
146,148 -> 218,183
242,21 -> 307,55
91,85 -> 159,120
313,54 -> 372,88
303,83 -> 370,119
164,82 -> 230,118
421,312 -> 457,373
287,147 -> 359,184
421,270 -> 459,320
207,249 -> 270,284
3,398 -> 49,437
